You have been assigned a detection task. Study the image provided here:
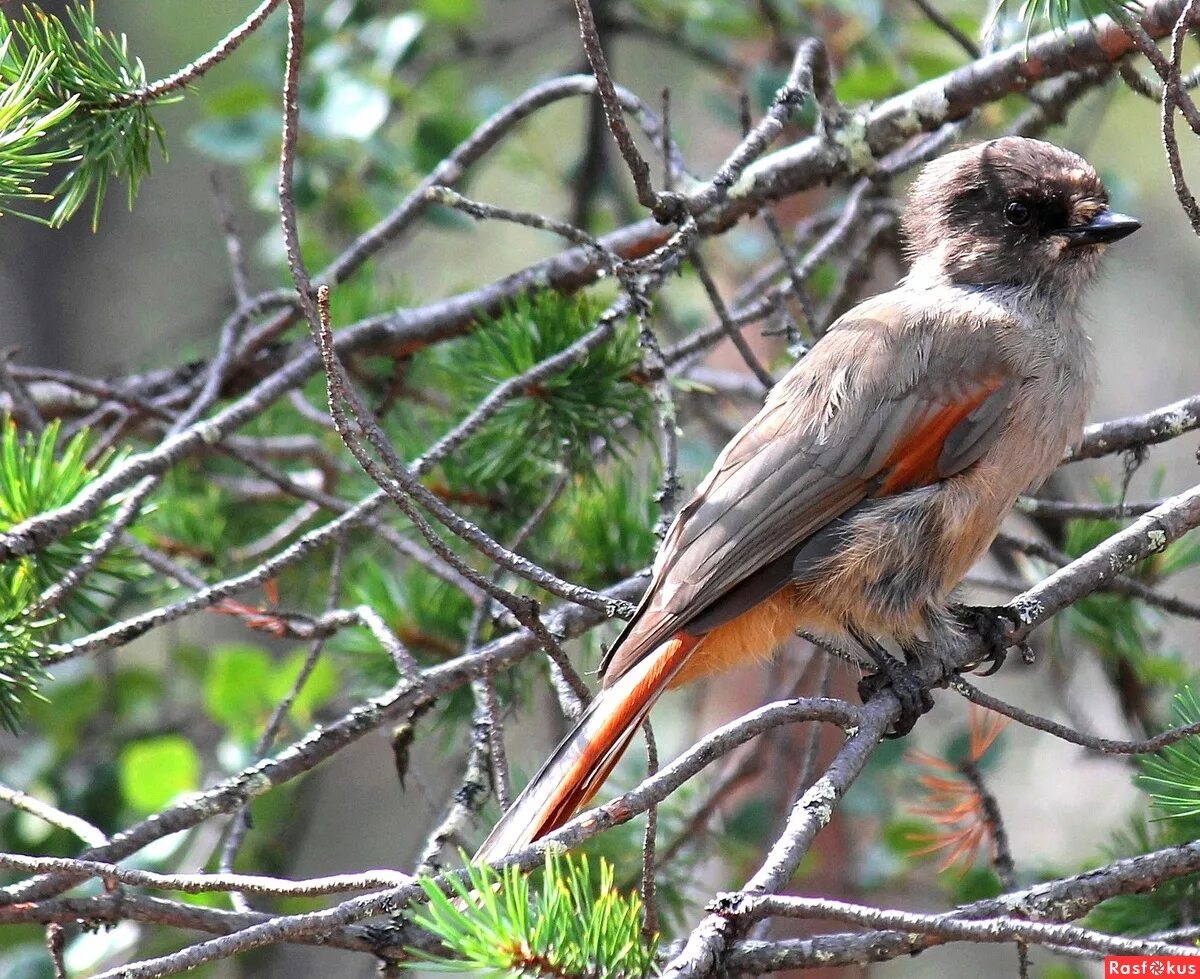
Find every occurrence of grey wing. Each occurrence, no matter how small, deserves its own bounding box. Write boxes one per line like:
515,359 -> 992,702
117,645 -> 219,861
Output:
600,303 -> 1017,685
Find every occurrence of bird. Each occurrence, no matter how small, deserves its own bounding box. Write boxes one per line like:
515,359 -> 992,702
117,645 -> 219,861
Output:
475,136 -> 1140,863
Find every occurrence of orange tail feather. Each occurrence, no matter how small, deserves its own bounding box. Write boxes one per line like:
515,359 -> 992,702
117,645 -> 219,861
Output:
474,633 -> 701,863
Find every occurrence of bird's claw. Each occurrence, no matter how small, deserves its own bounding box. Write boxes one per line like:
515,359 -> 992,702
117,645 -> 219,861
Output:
857,659 -> 935,739
952,604 -> 1021,677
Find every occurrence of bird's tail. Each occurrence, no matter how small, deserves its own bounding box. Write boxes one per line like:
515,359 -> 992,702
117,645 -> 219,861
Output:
474,633 -> 701,863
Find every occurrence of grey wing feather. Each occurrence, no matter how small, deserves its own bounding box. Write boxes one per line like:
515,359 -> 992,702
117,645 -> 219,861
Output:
601,299 -> 1019,685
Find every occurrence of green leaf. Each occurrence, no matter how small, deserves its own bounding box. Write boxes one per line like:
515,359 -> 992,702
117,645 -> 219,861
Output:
118,735 -> 201,814
189,111 -> 279,164
203,644 -> 273,741
311,72 -> 390,142
1039,965 -> 1089,979
418,0 -> 480,28
949,866 -> 1003,903
0,945 -> 59,979
373,12 -> 425,72
270,650 -> 338,723
114,667 -> 165,723
907,50 -> 962,83
412,112 -> 476,174
834,59 -> 903,102
882,816 -> 937,858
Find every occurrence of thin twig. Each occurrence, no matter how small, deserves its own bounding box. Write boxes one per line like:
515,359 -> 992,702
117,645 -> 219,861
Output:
0,351 -> 44,432
908,0 -> 979,57
1160,0 -> 1200,235
639,719 -> 660,942
209,171 -> 252,304
47,922 -> 66,979
1069,392 -> 1200,461
218,538 -> 347,910
724,894 -> 1200,960
106,0 -> 284,108
952,678 -> 1200,756
1016,496 -> 1169,520
0,852 -> 411,897
0,783 -> 107,848
994,530 -> 1200,621
571,0 -> 678,219
691,248 -> 775,390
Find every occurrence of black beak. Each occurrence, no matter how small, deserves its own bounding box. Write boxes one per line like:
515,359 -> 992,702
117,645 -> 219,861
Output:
1062,209 -> 1141,248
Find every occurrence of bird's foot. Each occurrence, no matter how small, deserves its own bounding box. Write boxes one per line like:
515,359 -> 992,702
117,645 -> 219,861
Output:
951,604 -> 1022,677
857,657 -> 935,739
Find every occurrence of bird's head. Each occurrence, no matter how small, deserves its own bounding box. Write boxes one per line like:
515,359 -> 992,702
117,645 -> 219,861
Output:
903,136 -> 1139,299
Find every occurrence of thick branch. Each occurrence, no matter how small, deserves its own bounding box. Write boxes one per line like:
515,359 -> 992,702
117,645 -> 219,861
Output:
1068,391 -> 1200,461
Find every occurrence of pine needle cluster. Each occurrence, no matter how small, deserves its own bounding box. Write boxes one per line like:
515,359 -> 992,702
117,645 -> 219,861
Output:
409,853 -> 658,979
0,419 -> 133,730
1016,0 -> 1129,32
0,2 -> 167,227
1060,481 -> 1200,692
1140,687 -> 1200,821
1089,814 -> 1200,937
432,292 -> 654,490
1078,691 -> 1200,937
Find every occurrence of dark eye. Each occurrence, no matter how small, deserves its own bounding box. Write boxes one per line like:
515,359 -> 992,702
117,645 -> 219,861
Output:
1004,200 -> 1031,226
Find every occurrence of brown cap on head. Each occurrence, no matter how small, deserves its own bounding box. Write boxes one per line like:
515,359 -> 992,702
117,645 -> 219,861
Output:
903,137 -> 1140,290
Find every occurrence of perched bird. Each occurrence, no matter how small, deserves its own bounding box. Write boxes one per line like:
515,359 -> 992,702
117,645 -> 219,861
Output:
476,136 -> 1140,862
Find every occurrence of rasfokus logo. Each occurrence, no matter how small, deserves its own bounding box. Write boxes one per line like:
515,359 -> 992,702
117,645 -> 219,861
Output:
1106,957 -> 1200,976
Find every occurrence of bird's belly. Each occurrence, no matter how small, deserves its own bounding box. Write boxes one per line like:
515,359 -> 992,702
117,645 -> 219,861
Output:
801,464 -> 1028,635
796,486 -> 950,635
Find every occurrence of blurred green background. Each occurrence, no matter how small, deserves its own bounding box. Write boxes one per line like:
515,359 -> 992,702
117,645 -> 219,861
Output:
2,1 -> 1200,976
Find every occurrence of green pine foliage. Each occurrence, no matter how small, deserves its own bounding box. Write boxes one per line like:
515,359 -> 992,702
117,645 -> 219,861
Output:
431,293 -> 654,490
1059,481 -> 1200,690
1140,687 -> 1200,821
1084,689 -> 1200,938
0,419 -> 135,623
535,470 -> 658,589
0,419 -> 134,730
0,36 -> 80,220
340,557 -> 474,678
1016,0 -> 1128,32
0,0 -> 1184,967
0,2 -> 167,228
1089,814 -> 1200,937
409,852 -> 658,979
0,614 -> 52,737
310,297 -> 658,719
138,466 -> 230,565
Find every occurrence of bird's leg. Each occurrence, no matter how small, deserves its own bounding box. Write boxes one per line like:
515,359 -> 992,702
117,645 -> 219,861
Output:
950,604 -> 1023,677
849,624 -> 934,738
